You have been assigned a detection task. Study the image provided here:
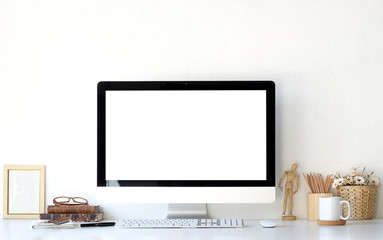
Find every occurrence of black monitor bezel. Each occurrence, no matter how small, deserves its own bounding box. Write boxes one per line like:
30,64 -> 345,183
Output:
97,81 -> 275,187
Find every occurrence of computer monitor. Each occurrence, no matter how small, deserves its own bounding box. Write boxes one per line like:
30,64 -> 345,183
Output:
97,81 -> 275,218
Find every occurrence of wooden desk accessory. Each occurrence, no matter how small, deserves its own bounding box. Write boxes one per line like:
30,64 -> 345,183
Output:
303,173 -> 333,220
317,219 -> 346,226
278,164 -> 299,220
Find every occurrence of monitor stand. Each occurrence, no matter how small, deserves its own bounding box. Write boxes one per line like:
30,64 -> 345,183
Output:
166,203 -> 208,219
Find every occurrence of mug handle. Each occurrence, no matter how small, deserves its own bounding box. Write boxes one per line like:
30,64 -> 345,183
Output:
340,200 -> 351,220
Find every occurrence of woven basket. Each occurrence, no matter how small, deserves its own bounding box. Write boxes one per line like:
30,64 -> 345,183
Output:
337,185 -> 377,220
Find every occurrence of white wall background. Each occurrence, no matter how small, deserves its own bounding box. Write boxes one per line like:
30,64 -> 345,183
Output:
1,0 -> 383,219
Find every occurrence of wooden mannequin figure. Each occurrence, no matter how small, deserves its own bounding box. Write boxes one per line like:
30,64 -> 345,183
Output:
278,163 -> 299,220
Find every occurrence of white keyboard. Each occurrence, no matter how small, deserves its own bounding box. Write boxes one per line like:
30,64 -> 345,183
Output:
116,218 -> 244,228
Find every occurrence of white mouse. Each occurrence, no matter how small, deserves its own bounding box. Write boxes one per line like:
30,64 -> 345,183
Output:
259,220 -> 276,228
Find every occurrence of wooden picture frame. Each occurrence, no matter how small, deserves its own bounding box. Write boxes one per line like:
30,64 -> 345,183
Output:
3,165 -> 45,219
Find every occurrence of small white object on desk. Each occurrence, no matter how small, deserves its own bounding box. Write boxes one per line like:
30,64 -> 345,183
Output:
259,220 -> 276,228
31,220 -> 79,229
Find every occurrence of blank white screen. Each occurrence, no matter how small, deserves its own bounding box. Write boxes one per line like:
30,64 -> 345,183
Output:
105,90 -> 266,180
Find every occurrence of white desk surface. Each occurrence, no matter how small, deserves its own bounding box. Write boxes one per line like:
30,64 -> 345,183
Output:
1,218 -> 383,240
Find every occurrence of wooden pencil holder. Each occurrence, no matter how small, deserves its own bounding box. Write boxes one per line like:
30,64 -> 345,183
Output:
307,193 -> 333,220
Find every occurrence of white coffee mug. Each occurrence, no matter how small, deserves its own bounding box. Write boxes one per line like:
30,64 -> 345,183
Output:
319,197 -> 351,221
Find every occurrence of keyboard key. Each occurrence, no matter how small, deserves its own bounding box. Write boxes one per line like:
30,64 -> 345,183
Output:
236,219 -> 243,226
220,219 -> 232,227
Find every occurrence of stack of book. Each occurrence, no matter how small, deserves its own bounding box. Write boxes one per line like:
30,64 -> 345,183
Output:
40,205 -> 103,222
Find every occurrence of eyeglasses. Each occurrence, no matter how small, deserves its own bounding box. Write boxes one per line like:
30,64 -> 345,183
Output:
53,196 -> 89,206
